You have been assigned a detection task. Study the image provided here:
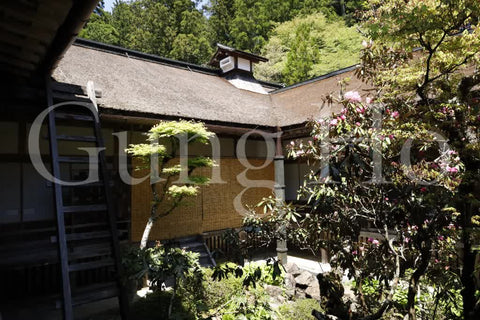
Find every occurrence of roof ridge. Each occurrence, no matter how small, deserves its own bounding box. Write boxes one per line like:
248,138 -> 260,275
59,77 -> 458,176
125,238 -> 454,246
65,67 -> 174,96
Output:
270,64 -> 360,94
74,38 -> 221,76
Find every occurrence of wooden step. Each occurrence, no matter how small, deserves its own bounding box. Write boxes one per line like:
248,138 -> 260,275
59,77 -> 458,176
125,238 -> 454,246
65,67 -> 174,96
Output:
55,112 -> 94,122
62,181 -> 105,188
69,243 -> 112,260
57,156 -> 97,163
56,135 -> 97,142
66,231 -> 112,241
51,231 -> 111,243
55,282 -> 118,309
63,204 -> 107,213
72,282 -> 118,307
69,258 -> 115,272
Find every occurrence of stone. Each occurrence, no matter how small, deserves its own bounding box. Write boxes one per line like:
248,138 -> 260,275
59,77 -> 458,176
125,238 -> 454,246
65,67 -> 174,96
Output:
285,273 -> 296,289
284,273 -> 296,298
265,284 -> 286,306
285,262 -> 301,276
295,270 -> 315,288
295,289 -> 306,299
305,280 -> 321,300
264,284 -> 284,298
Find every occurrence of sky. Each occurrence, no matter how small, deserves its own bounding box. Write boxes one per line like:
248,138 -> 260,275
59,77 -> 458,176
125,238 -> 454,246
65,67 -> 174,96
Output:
103,0 -> 208,12
104,0 -> 115,12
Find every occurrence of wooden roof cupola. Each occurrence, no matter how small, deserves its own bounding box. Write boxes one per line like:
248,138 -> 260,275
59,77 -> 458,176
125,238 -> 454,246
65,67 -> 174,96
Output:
209,43 -> 268,75
209,44 -> 270,94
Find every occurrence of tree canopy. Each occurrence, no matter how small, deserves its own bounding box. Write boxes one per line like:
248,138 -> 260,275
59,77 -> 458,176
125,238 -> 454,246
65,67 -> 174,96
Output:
80,0 -> 366,81
80,0 -> 214,64
254,12 -> 364,85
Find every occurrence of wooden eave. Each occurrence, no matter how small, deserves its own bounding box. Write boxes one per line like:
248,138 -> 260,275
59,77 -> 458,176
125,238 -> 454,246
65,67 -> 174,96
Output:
0,0 -> 99,84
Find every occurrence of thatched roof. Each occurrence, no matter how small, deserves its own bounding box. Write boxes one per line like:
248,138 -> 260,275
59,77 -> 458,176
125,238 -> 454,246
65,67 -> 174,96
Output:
53,39 -> 370,128
271,66 -> 370,127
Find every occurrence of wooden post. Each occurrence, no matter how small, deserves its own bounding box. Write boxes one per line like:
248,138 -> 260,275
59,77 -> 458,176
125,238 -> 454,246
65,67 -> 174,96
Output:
274,127 -> 288,265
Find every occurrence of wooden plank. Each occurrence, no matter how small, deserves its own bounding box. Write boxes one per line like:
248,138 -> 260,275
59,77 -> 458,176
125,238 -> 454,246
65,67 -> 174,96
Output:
62,181 -> 105,188
52,82 -> 102,98
55,112 -> 95,122
0,40 -> 42,63
63,204 -> 107,213
0,30 -> 46,52
67,231 -> 111,241
0,52 -> 36,70
93,96 -> 131,318
69,258 -> 114,272
50,231 -> 111,243
71,282 -> 118,307
0,1 -> 64,32
69,243 -> 112,260
57,156 -> 96,163
56,135 -> 97,142
52,92 -> 92,103
46,78 -> 73,320
0,18 -> 55,46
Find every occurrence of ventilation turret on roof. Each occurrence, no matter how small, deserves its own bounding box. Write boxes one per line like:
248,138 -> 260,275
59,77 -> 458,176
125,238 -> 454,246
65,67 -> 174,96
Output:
208,43 -> 268,74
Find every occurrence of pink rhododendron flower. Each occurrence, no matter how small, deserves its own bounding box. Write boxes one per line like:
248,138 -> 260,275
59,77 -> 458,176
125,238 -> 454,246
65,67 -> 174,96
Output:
438,235 -> 445,241
372,239 -> 380,245
404,237 -> 410,243
447,150 -> 457,155
340,114 -> 346,120
367,237 -> 374,242
447,166 -> 459,173
352,250 -> 358,255
366,97 -> 373,104
345,91 -> 362,102
356,122 -> 361,126
420,187 -> 427,192
356,106 -> 366,113
391,111 -> 400,118
330,119 -> 338,126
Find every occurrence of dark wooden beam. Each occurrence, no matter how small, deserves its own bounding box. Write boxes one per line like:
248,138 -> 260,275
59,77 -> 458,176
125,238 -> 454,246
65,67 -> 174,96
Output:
40,0 -> 99,74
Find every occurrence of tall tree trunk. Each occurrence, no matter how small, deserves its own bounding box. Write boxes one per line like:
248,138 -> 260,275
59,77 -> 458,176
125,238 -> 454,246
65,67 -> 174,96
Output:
140,217 -> 154,249
407,274 -> 419,320
407,245 -> 431,320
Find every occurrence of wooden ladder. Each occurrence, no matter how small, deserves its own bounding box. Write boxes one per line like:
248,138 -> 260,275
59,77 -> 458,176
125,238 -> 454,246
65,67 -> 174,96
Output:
46,79 -> 129,319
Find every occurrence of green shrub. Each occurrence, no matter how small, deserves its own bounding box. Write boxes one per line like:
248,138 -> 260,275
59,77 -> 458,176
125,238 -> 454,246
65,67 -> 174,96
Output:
130,290 -> 195,320
202,267 -> 275,319
277,299 -> 321,320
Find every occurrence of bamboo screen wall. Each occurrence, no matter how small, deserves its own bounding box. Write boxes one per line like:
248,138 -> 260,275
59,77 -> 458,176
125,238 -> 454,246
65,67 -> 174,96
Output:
131,158 -> 274,241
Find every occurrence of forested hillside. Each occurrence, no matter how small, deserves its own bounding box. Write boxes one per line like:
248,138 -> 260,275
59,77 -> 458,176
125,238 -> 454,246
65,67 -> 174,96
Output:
81,0 -> 367,84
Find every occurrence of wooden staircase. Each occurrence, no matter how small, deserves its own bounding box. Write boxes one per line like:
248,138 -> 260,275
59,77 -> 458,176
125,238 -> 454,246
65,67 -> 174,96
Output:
46,80 -> 128,319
